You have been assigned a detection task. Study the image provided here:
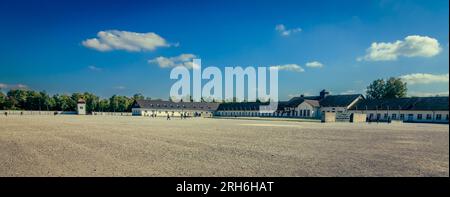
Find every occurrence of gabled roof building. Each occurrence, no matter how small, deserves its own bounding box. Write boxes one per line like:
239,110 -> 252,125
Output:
349,96 -> 449,123
130,90 -> 448,123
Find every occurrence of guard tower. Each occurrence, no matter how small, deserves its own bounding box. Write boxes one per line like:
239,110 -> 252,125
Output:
77,98 -> 86,115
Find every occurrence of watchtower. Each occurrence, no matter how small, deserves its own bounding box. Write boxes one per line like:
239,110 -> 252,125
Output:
77,98 -> 86,115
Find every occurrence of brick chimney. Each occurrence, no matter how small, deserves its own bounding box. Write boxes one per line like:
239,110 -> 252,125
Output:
320,89 -> 329,99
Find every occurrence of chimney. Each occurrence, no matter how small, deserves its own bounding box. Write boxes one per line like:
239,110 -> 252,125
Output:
320,89 -> 329,99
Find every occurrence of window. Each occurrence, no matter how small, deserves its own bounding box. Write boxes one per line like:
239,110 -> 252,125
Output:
446,114 -> 449,120
384,113 -> 388,119
376,114 -> 381,120
408,114 -> 413,120
436,114 -> 442,120
417,114 -> 422,120
400,114 -> 405,120
391,114 -> 397,120
426,114 -> 432,120
369,113 -> 374,119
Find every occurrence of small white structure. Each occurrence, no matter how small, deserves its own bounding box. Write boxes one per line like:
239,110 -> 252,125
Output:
77,98 -> 86,115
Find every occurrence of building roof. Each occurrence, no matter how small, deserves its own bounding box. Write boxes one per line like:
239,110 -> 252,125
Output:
319,94 -> 362,107
349,96 -> 449,111
285,96 -> 319,107
133,100 -> 220,111
132,92 -> 368,112
285,97 -> 321,108
77,98 -> 86,104
217,102 -> 265,111
286,94 -> 362,108
217,93 -> 362,111
304,99 -> 321,107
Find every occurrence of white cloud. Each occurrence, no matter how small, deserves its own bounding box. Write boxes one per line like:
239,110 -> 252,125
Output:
340,90 -> 357,95
275,24 -> 302,36
408,91 -> 449,97
358,35 -> 442,61
400,73 -> 449,85
16,84 -> 28,89
287,92 -> 313,98
114,86 -> 126,90
88,65 -> 102,72
0,83 -> 28,90
287,94 -> 298,99
82,30 -> 171,52
149,54 -> 197,69
305,61 -> 324,68
271,64 -> 305,72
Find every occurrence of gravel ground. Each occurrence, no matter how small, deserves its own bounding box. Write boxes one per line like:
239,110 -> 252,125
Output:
0,115 -> 448,177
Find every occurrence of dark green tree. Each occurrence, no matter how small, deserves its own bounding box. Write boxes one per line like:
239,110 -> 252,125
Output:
0,92 -> 5,110
133,93 -> 145,100
7,89 -> 28,109
384,77 -> 407,99
366,78 -> 407,99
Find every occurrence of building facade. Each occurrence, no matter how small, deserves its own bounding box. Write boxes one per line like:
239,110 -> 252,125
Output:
349,97 -> 449,123
214,90 -> 362,119
130,90 -> 449,124
131,100 -> 220,118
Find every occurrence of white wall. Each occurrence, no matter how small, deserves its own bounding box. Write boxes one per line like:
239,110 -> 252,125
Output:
295,102 -> 318,118
320,107 -> 347,113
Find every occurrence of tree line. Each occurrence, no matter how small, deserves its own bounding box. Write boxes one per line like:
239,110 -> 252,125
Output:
0,77 -> 413,112
0,89 -> 147,113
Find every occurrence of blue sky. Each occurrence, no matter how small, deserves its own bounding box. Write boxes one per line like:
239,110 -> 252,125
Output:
0,0 -> 448,100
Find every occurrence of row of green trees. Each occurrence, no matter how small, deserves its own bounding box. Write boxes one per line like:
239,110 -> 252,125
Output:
0,77 -> 411,112
0,89 -> 147,113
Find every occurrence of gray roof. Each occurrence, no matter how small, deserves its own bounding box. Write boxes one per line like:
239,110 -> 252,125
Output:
132,93 -> 367,112
217,102 -> 266,111
133,100 -> 220,111
350,96 -> 449,111
286,96 -> 320,107
319,94 -> 362,107
287,94 -> 362,108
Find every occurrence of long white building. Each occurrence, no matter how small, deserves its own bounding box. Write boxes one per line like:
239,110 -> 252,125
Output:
131,100 -> 220,117
130,90 -> 449,124
349,96 -> 449,123
215,90 -> 363,118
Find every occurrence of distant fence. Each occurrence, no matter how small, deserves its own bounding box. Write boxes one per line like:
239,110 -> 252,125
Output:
0,110 -> 76,115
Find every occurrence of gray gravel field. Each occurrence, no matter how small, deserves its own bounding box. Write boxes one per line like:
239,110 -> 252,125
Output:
0,115 -> 448,177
